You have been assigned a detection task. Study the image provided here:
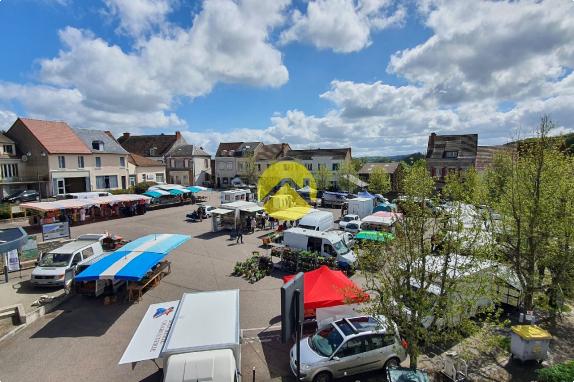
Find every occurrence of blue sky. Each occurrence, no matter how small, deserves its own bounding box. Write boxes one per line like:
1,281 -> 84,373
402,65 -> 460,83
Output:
0,0 -> 573,156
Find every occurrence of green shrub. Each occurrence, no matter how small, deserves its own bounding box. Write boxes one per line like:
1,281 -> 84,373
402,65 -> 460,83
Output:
232,255 -> 273,283
110,187 -> 134,195
134,181 -> 157,194
537,360 -> 574,382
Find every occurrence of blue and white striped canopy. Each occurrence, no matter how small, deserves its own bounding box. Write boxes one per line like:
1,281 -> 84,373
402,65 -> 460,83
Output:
75,234 -> 190,282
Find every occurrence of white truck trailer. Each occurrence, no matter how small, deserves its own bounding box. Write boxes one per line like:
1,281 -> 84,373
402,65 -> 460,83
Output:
346,197 -> 374,219
120,289 -> 241,382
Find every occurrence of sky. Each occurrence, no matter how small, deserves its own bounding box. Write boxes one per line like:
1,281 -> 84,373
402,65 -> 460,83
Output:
0,0 -> 573,157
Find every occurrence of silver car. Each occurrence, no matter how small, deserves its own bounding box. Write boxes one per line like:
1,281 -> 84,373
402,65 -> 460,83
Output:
290,315 -> 407,382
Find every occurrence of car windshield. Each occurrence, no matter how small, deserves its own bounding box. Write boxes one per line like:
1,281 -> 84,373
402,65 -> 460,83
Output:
7,190 -> 24,198
333,240 -> 350,255
343,216 -> 354,222
39,253 -> 72,267
309,325 -> 344,357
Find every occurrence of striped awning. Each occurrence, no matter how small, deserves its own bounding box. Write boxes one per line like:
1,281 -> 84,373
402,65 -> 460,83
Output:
75,234 -> 190,281
168,189 -> 185,196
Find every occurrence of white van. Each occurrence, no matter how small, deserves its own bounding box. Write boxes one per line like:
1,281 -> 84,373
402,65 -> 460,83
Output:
297,210 -> 334,231
31,234 -> 105,288
283,227 -> 356,266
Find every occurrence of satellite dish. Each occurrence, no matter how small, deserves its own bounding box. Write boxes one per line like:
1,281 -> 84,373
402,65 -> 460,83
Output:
21,155 -> 28,162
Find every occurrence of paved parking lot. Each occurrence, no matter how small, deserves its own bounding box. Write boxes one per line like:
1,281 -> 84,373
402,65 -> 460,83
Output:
0,195 -> 392,382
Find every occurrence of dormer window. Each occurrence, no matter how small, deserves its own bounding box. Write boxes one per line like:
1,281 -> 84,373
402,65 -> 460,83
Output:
444,151 -> 458,158
149,147 -> 157,156
92,140 -> 104,151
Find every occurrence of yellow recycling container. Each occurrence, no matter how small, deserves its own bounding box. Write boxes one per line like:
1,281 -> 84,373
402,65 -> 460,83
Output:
510,325 -> 552,362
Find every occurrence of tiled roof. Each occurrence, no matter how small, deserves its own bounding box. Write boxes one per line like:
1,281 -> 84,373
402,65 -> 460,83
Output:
128,153 -> 165,167
117,134 -> 179,157
0,134 -> 15,144
358,162 -> 400,175
216,142 -> 243,157
426,133 -> 478,159
169,144 -> 211,157
255,143 -> 290,160
238,142 -> 262,154
74,129 -> 128,154
17,118 -> 91,154
286,148 -> 351,160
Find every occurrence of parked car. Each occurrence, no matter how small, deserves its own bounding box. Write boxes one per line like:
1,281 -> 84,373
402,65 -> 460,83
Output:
2,189 -> 39,204
338,214 -> 360,230
31,234 -> 106,288
290,315 -> 407,382
344,221 -> 362,234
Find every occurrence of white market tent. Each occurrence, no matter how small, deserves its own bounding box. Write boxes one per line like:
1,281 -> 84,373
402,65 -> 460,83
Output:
21,194 -> 151,213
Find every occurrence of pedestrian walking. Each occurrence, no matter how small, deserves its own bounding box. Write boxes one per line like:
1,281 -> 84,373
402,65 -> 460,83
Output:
236,226 -> 243,243
251,216 -> 256,233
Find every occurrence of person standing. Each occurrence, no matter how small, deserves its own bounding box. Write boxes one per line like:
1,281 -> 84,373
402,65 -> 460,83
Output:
236,226 -> 243,244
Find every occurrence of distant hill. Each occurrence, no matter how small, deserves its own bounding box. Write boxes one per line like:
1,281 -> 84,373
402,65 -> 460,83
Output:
359,152 -> 425,165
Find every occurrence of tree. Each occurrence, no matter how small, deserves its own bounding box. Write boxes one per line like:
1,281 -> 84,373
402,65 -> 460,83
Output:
442,167 -> 485,205
244,153 -> 259,185
368,166 -> 391,195
337,158 -> 358,193
315,165 -> 331,191
485,116 -> 573,312
359,161 -> 496,367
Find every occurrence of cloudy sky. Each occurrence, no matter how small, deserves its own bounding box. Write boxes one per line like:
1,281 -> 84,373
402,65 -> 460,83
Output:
0,0 -> 573,156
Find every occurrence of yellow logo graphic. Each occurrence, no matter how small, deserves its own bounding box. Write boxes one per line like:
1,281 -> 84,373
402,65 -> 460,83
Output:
257,161 -> 317,221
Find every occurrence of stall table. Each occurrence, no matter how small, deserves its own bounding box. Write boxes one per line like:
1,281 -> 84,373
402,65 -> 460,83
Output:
127,260 -> 172,302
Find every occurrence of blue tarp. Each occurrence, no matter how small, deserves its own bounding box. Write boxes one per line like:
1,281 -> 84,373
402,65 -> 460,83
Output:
143,190 -> 163,198
169,189 -> 185,196
75,234 -> 190,282
187,186 -> 202,193
358,191 -> 376,199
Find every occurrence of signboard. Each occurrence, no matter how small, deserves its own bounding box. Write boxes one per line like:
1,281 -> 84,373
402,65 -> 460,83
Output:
7,249 -> 20,272
281,272 -> 304,343
119,300 -> 180,365
21,236 -> 39,261
11,206 -> 22,214
42,222 -> 70,241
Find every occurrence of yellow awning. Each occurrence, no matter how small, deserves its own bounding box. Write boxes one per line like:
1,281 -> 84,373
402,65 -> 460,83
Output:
268,206 -> 312,221
511,325 -> 552,340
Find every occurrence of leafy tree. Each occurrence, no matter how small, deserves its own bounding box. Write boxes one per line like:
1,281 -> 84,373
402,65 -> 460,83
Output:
359,160 -> 496,367
442,167 -> 485,205
485,116 -> 573,312
367,166 -> 391,195
314,165 -> 331,191
337,158 -> 358,193
243,153 -> 259,185
352,157 -> 367,172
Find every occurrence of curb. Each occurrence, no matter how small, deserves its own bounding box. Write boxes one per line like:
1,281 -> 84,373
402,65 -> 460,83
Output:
0,292 -> 72,343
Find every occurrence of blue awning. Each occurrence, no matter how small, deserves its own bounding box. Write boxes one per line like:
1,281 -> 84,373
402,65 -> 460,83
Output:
143,190 -> 163,198
75,234 -> 190,282
358,191 -> 375,199
169,189 -> 185,196
187,186 -> 202,193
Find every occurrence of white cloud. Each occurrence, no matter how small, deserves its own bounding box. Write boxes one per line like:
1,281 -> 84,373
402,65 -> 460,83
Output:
1,0 -> 289,135
104,0 -> 173,38
280,0 -> 405,53
0,110 -> 18,131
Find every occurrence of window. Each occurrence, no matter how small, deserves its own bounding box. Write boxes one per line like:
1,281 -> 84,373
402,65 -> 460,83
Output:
204,159 -> 208,167
149,147 -> 157,156
306,163 -> 313,171
92,141 -> 104,151
366,334 -> 396,351
96,175 -> 118,189
71,253 -> 82,266
58,156 -> 66,169
142,173 -> 147,181
184,159 -> 189,168
444,151 -> 458,158
323,244 -> 337,257
218,162 -> 225,169
81,247 -> 94,259
1,164 -> 18,178
257,164 -> 261,171
156,173 -> 164,183
77,156 -> 85,168
129,175 -> 136,186
332,163 -> 339,171
119,157 -> 126,168
95,156 -> 102,168
3,145 -> 13,154
226,162 -> 233,170
336,338 -> 366,358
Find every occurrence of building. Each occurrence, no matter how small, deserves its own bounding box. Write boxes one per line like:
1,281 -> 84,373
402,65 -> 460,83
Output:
284,147 -> 352,189
117,132 -> 186,163
74,129 -> 130,191
214,142 -> 263,188
127,154 -> 166,185
165,144 -> 212,186
254,143 -> 291,171
0,133 -> 38,198
6,118 -> 93,196
358,162 -> 402,193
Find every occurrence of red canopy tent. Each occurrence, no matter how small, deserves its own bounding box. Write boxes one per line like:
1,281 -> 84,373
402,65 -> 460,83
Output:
283,266 -> 368,317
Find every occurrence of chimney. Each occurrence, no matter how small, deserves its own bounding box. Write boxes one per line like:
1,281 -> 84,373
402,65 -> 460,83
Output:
122,132 -> 130,139
427,132 -> 437,157
175,131 -> 182,140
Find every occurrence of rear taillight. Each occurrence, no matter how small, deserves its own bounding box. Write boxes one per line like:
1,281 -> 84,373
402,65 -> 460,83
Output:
401,338 -> 409,349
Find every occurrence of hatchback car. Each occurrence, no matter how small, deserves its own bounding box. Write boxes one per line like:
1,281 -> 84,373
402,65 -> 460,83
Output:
3,189 -> 39,204
290,315 -> 407,382
338,214 -> 360,230
344,221 -> 362,234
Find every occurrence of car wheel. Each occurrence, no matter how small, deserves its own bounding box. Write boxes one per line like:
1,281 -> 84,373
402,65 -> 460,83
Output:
313,371 -> 332,382
383,357 -> 400,371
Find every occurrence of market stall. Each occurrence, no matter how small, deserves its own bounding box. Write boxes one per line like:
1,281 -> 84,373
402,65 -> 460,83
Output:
21,194 -> 151,226
210,201 -> 264,233
75,233 -> 190,301
282,265 -> 368,318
